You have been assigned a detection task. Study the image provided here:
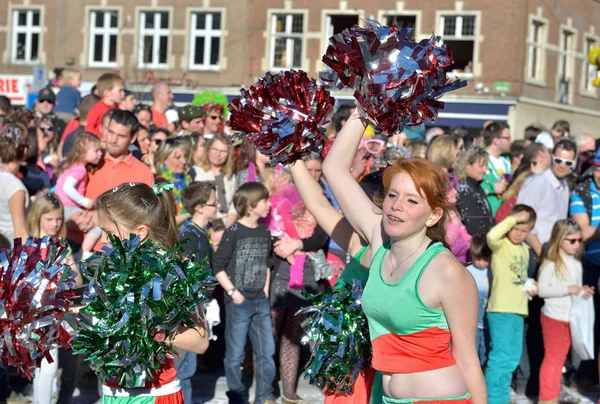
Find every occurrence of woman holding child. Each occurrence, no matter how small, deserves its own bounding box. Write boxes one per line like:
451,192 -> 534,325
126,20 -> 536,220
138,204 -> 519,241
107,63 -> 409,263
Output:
323,112 -> 486,404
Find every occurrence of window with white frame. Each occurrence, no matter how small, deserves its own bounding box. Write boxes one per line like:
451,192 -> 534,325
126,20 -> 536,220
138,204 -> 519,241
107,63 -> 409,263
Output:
269,13 -> 303,69
12,9 -> 41,64
89,11 -> 118,67
385,14 -> 416,40
582,37 -> 597,93
558,29 -> 575,104
527,20 -> 544,81
139,11 -> 169,68
190,12 -> 222,70
439,15 -> 476,74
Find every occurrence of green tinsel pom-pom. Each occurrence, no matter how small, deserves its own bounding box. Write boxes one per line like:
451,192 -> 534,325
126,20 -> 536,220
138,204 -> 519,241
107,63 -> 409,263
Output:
72,235 -> 214,388
297,280 -> 372,395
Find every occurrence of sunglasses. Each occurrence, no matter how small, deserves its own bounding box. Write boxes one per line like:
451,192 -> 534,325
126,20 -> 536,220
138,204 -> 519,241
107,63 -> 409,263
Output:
209,115 -> 223,120
564,237 -> 583,245
359,138 -> 386,154
39,99 -> 54,104
40,125 -> 54,132
552,156 -> 575,167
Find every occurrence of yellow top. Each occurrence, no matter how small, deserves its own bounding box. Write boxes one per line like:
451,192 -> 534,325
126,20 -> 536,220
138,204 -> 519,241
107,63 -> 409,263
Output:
486,216 -> 529,316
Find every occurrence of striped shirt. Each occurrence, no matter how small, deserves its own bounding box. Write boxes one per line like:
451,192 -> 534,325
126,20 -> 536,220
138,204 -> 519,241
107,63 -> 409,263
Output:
570,180 -> 600,265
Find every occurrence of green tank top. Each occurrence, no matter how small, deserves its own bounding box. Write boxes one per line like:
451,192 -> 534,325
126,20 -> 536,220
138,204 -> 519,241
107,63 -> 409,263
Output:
335,245 -> 369,289
362,241 -> 449,340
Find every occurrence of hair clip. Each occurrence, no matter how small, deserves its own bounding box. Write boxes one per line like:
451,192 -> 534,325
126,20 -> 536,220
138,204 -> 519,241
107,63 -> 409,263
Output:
141,198 -> 153,210
153,183 -> 175,195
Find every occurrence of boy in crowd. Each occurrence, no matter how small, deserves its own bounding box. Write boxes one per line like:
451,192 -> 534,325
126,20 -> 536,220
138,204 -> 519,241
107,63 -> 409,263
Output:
84,73 -> 125,137
54,68 -> 82,121
466,234 -> 492,367
177,182 -> 219,404
485,204 -> 537,404
213,183 -> 275,404
119,89 -> 138,112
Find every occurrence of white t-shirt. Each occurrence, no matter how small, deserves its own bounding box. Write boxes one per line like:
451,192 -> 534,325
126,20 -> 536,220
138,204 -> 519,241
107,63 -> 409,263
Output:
488,155 -> 511,177
0,171 -> 30,248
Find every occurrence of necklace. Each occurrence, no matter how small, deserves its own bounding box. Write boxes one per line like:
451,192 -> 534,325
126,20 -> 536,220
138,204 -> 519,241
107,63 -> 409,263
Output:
389,237 -> 428,277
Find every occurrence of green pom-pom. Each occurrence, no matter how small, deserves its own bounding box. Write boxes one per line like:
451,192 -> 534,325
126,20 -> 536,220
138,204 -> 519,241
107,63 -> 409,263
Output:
192,90 -> 229,118
72,235 -> 214,388
297,280 -> 372,395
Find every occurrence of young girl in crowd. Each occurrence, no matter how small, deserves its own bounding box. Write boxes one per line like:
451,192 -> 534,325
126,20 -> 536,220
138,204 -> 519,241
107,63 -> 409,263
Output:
537,220 -> 595,404
95,182 -> 209,403
323,112 -> 485,404
55,132 -> 103,259
445,172 -> 472,264
26,193 -> 83,404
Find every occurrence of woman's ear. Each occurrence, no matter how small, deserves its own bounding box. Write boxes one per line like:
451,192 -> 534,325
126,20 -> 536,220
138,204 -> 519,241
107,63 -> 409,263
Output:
135,224 -> 150,242
426,207 -> 444,228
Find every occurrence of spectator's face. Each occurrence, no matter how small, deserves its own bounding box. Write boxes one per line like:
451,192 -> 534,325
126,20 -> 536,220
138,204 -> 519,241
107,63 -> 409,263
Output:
40,208 -> 64,237
473,257 -> 490,270
36,99 -> 54,115
106,83 -> 125,104
156,85 -> 174,105
208,140 -> 229,168
137,110 -> 152,128
561,231 -> 583,256
120,95 -> 137,111
550,148 -> 576,180
205,110 -> 223,134
578,137 -> 596,155
507,223 -> 533,245
150,132 -> 167,152
165,147 -> 187,174
37,122 -> 55,153
187,117 -> 204,133
550,127 -> 566,139
533,147 -> 552,172
465,157 -> 488,182
105,120 -> 133,158
497,128 -> 512,153
593,166 -> 600,189
305,159 -> 323,182
137,129 -> 151,155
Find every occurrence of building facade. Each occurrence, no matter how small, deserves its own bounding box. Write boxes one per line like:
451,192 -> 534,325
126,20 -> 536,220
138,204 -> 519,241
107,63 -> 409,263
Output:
1,0 -> 600,136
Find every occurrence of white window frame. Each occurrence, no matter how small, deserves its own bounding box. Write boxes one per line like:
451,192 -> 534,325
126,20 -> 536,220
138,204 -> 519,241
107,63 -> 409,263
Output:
581,35 -> 598,96
139,11 -> 170,69
558,28 -> 575,81
527,19 -> 545,82
438,14 -> 477,79
269,13 -> 304,70
88,10 -> 119,68
11,9 -> 41,64
189,12 -> 222,71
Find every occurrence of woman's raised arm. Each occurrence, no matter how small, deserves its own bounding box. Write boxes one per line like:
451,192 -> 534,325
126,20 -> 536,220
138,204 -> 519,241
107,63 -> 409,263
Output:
322,113 -> 380,243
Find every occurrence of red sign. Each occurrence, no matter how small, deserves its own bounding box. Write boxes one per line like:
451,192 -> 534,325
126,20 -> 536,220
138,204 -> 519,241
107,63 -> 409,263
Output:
0,75 -> 33,105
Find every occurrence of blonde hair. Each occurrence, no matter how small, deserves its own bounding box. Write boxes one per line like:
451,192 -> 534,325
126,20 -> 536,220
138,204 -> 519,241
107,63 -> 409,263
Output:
200,134 -> 234,178
263,167 -> 292,195
541,219 -> 584,281
96,183 -> 178,249
426,135 -> 460,171
26,193 -> 66,238
455,147 -> 489,182
503,169 -> 533,201
62,68 -> 81,83
154,137 -> 191,172
97,73 -> 124,98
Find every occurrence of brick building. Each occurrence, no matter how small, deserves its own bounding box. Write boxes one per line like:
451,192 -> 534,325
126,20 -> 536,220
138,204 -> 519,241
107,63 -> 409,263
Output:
1,0 -> 600,136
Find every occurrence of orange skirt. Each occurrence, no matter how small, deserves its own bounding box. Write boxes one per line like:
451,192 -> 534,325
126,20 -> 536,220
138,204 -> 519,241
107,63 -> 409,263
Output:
325,367 -> 376,404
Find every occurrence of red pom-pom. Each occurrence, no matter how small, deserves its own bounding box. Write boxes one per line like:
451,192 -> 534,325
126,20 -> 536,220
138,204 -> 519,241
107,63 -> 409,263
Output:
320,21 -> 466,135
0,237 -> 78,378
228,70 -> 335,165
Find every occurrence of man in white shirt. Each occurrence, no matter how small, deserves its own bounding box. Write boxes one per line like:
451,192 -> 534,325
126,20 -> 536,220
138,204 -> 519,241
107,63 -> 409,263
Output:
517,138 -> 577,256
482,122 -> 512,216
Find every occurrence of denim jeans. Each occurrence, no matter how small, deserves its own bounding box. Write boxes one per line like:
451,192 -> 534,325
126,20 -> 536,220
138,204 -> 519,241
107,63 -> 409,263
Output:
476,327 -> 490,367
225,297 -> 275,404
176,351 -> 197,404
485,312 -> 524,404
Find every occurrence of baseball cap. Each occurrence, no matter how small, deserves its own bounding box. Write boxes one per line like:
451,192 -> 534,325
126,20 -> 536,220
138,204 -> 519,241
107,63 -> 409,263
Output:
179,105 -> 205,123
38,88 -> 56,103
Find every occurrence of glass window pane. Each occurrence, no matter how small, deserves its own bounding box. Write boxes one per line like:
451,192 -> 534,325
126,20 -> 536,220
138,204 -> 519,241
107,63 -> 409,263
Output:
462,16 -> 475,36
110,13 -> 118,28
109,35 -> 117,62
93,35 -> 103,62
196,13 -> 206,30
275,15 -> 286,33
144,13 -> 154,29
16,33 -> 26,60
194,37 -> 205,65
293,38 -> 302,67
159,36 -> 168,63
530,47 -> 537,78
292,15 -> 303,33
31,33 -> 39,60
212,13 -> 221,30
443,16 -> 456,36
160,12 -> 168,29
143,36 -> 153,63
18,12 -> 27,26
210,37 -> 220,65
32,11 -> 40,26
94,12 -> 103,27
274,38 -> 286,66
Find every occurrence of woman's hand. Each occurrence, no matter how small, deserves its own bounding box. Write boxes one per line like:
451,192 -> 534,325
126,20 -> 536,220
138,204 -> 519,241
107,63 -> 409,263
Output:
582,285 -> 595,299
274,238 -> 303,258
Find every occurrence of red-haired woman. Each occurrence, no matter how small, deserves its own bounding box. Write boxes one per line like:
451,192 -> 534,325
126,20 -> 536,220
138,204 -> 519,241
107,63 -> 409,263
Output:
323,112 -> 486,404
